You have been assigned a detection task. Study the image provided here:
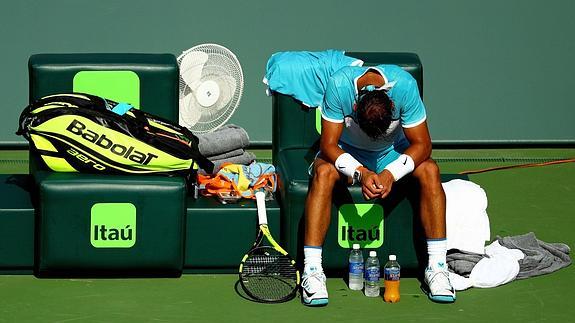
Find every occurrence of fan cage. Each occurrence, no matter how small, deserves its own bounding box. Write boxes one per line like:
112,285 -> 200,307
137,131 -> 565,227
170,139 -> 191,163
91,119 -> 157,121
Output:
178,44 -> 244,134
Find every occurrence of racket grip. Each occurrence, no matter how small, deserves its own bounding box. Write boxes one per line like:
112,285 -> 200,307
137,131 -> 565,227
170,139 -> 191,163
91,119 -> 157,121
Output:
255,191 -> 268,225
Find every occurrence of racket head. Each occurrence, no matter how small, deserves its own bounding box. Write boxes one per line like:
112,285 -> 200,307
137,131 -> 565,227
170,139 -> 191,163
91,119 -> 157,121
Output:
239,244 -> 299,303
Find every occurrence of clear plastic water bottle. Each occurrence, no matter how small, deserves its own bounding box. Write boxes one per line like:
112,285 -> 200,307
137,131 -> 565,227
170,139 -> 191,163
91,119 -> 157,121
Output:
383,254 -> 401,303
348,243 -> 364,290
364,250 -> 380,297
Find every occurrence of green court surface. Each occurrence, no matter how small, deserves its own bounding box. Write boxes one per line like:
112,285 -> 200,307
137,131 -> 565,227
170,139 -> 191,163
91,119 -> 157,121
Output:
0,148 -> 573,322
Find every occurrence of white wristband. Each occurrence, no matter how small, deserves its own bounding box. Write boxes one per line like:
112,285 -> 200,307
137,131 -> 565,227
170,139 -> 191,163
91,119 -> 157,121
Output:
334,153 -> 362,178
384,154 -> 415,182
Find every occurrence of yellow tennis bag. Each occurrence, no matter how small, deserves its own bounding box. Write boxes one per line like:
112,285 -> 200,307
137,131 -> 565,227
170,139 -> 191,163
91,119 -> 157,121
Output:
17,93 -> 214,177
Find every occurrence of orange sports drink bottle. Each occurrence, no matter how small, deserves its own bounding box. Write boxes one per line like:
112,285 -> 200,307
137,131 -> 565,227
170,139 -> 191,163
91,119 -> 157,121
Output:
383,254 -> 400,303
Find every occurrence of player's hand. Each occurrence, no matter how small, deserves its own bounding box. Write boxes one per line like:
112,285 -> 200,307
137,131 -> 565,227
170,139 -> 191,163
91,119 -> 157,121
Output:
360,168 -> 384,200
376,170 -> 394,199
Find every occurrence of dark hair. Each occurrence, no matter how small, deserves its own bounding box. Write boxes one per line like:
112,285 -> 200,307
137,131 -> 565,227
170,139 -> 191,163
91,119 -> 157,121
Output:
356,89 -> 395,140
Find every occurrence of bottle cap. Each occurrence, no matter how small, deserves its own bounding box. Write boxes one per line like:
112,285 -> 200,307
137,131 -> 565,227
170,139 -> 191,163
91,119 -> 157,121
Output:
369,251 -> 377,257
389,255 -> 397,261
352,244 -> 360,250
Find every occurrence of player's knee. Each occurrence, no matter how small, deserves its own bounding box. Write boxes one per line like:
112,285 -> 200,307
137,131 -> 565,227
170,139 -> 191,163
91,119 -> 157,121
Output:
314,162 -> 340,184
413,159 -> 440,184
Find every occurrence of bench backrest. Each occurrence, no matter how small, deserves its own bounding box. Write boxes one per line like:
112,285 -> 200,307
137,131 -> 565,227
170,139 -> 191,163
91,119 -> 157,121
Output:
29,53 -> 179,121
28,53 -> 179,173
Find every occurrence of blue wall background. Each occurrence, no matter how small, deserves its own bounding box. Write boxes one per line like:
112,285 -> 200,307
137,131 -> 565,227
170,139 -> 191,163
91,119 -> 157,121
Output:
1,0 -> 574,145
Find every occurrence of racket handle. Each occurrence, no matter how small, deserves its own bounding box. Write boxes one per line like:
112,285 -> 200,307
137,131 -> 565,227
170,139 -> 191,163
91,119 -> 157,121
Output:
255,191 -> 268,225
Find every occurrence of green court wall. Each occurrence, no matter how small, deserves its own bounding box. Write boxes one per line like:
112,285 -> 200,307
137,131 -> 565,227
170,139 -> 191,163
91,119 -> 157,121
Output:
1,0 -> 574,146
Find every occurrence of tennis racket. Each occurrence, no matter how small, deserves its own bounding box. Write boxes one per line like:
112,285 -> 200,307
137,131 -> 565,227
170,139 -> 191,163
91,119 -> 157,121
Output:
239,191 -> 300,303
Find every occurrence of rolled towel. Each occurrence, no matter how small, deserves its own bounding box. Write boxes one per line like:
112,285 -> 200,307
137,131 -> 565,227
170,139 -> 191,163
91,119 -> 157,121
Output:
206,148 -> 245,161
210,151 -> 256,173
197,124 -> 250,157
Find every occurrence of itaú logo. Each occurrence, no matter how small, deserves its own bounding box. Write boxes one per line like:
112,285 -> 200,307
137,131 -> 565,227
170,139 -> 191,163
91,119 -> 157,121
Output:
340,225 -> 381,242
66,119 -> 158,165
338,204 -> 384,248
90,203 -> 136,248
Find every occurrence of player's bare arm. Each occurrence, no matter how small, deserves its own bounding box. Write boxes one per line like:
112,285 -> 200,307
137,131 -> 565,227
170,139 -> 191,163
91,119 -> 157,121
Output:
372,121 -> 432,199
320,119 -> 384,199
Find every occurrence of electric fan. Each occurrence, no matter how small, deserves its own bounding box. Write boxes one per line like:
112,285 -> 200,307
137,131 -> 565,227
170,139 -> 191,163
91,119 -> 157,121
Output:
178,43 -> 244,134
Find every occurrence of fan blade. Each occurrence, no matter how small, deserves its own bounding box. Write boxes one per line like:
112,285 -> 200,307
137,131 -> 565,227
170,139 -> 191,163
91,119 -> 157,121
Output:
215,75 -> 237,110
180,51 -> 208,89
179,93 -> 203,127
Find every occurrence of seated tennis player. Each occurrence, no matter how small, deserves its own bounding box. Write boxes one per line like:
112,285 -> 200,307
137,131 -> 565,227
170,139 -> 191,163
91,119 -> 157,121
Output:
302,64 -> 456,306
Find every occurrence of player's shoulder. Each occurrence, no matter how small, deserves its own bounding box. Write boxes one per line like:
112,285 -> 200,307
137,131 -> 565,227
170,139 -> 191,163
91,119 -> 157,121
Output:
377,64 -> 415,82
328,65 -> 365,86
376,65 -> 418,97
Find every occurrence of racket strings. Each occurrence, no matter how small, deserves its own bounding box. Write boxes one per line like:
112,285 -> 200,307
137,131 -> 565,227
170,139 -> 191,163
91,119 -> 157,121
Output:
240,249 -> 298,302
243,254 -> 295,275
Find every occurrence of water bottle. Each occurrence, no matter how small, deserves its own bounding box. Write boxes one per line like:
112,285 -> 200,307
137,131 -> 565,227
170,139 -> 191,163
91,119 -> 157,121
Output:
383,254 -> 401,303
348,243 -> 364,290
364,250 -> 380,297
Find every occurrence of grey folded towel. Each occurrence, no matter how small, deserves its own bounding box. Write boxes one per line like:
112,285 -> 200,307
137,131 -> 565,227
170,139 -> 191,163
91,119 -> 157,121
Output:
447,232 -> 572,280
206,148 -> 245,161
197,124 -> 250,157
497,232 -> 572,280
211,151 -> 256,173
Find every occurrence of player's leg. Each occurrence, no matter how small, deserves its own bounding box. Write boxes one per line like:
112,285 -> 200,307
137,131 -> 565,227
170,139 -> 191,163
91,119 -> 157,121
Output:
412,159 -> 446,239
411,159 -> 456,303
305,157 -> 345,246
302,157 -> 346,306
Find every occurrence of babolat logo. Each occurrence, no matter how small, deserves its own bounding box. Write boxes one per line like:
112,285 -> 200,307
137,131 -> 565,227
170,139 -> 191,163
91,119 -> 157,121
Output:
90,203 -> 136,248
338,204 -> 384,248
67,148 -> 106,171
66,119 -> 158,165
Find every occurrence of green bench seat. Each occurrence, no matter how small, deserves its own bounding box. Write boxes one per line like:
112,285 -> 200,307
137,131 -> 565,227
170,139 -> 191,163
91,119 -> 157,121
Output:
0,174 -> 35,274
184,197 -> 281,274
35,172 -> 186,277
0,171 -> 282,275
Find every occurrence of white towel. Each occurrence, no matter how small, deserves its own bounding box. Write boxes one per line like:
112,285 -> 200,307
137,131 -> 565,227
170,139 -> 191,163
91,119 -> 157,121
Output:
451,241 -> 525,291
443,179 -> 491,254
470,241 -> 524,288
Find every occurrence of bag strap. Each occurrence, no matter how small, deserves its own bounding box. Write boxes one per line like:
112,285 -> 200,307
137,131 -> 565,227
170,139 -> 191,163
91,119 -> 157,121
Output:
127,108 -> 214,174
126,107 -> 150,127
177,126 -> 214,174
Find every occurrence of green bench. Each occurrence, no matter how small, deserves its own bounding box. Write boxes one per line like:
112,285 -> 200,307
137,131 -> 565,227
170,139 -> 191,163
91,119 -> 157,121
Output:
0,53 -> 278,276
0,174 -> 35,274
28,54 -> 187,276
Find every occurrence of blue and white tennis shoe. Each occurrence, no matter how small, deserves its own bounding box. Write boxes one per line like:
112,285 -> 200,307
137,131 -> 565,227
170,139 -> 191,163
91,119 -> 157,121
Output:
301,266 -> 329,306
424,262 -> 456,303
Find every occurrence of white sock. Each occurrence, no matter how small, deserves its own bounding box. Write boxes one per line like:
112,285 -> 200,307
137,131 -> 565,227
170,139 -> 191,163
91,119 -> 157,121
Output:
303,246 -> 323,272
427,238 -> 447,268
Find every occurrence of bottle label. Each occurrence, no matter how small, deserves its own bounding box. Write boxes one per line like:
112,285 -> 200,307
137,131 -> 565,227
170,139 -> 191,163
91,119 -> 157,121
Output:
384,267 -> 400,281
365,267 -> 380,282
349,262 -> 364,275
